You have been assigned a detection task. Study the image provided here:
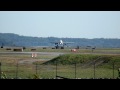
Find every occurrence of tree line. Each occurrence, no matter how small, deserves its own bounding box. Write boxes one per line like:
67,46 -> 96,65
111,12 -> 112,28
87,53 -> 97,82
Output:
0,33 -> 120,48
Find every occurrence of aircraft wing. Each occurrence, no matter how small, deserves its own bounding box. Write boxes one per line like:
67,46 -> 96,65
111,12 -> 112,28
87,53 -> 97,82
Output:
64,42 -> 74,44
50,40 -> 74,45
63,42 -> 74,45
50,41 -> 59,45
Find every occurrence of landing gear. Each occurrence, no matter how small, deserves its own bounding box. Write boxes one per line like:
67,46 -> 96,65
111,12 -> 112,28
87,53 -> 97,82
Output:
61,47 -> 64,49
55,46 -> 59,49
55,45 -> 64,49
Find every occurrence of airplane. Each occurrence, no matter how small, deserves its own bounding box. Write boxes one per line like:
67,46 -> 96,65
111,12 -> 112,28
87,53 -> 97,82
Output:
50,39 -> 74,49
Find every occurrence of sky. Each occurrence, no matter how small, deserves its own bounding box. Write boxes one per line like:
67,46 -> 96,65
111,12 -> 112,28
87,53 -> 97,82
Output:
0,11 -> 120,39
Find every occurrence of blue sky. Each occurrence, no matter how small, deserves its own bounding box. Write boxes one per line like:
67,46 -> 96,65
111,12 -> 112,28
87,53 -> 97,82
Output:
0,11 -> 120,39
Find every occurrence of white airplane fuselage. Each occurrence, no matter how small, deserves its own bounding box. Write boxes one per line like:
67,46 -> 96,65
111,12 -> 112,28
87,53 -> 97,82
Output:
59,40 -> 63,45
51,39 -> 74,49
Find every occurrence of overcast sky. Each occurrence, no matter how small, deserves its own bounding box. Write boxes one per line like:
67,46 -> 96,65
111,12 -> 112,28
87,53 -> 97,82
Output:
0,11 -> 120,39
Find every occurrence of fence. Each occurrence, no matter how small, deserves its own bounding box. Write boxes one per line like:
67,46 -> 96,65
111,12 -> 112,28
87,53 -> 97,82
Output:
0,60 -> 120,79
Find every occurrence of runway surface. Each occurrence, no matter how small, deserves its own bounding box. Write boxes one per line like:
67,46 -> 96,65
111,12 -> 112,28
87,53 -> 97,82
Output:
0,52 -> 65,55
0,52 -> 65,64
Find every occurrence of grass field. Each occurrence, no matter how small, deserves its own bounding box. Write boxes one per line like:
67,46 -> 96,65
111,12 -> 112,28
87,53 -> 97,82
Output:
0,47 -> 120,79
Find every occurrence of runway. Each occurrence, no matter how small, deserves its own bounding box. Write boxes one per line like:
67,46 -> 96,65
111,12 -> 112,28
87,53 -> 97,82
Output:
0,52 -> 65,55
0,52 -> 65,64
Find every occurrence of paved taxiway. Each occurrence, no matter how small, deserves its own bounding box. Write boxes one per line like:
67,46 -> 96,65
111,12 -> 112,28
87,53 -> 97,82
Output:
0,52 -> 65,64
0,52 -> 65,55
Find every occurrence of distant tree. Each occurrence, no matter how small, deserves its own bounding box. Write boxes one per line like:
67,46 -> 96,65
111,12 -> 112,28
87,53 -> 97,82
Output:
1,33 -> 120,48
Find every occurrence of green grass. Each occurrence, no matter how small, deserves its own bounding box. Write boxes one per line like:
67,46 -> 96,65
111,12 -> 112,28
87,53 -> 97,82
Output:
0,48 -> 120,79
1,62 -> 119,79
